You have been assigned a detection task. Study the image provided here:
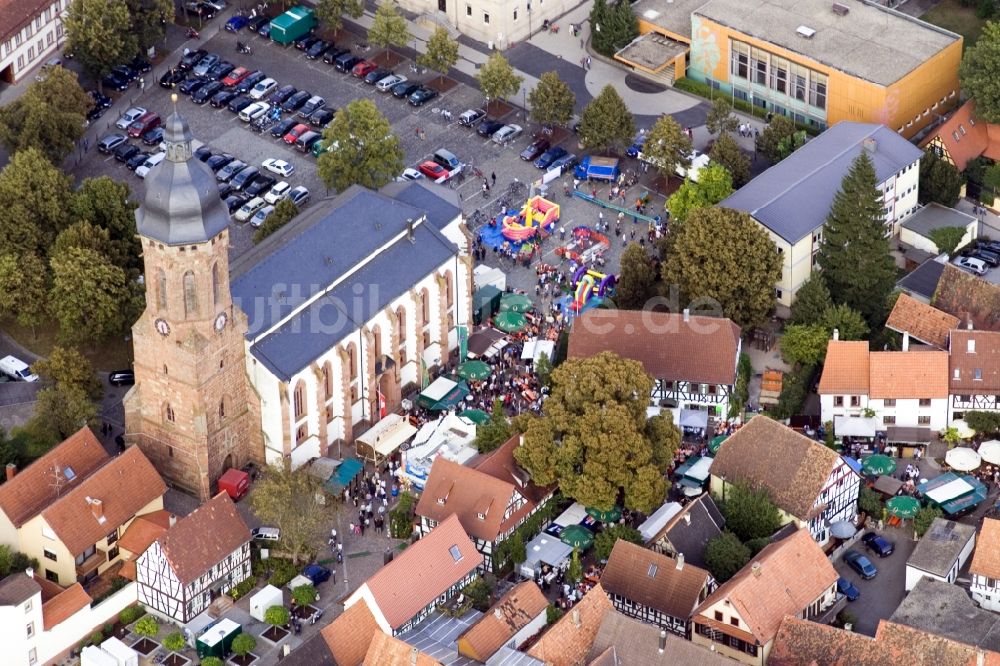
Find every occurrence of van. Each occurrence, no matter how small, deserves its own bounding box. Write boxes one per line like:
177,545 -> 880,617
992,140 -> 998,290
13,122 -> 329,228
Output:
432,149 -> 460,171
298,95 -> 325,118
127,111 -> 161,138
0,356 -> 38,382
251,526 -> 281,541
295,131 -> 321,152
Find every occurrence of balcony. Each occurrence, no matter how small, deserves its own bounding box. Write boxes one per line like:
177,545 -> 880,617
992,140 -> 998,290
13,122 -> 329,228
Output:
75,549 -> 104,576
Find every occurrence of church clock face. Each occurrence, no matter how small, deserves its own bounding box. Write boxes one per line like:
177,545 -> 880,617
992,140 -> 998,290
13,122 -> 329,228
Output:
214,312 -> 228,332
154,318 -> 170,336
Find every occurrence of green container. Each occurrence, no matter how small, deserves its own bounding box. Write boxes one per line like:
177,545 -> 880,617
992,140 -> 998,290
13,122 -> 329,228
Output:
269,6 -> 317,45
196,618 -> 242,659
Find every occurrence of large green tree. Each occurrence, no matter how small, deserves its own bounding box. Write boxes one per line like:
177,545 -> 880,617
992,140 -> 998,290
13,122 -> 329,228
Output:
0,148 -> 73,257
476,53 -> 523,103
48,246 -> 130,344
367,4 -> 410,53
780,324 -> 829,367
71,177 -> 140,272
720,481 -> 782,542
514,352 -> 679,512
819,304 -> 869,341
660,207 -> 780,328
706,97 -> 739,135
594,524 -> 643,560
639,114 -> 691,180
32,346 -> 102,401
709,133 -> 751,187
960,21 -> 1000,122
30,346 -> 101,442
666,164 -> 733,222
127,0 -> 173,53
704,531 -> 750,583
418,27 -> 459,83
250,463 -> 329,564
475,399 -> 513,453
0,67 -> 91,165
928,226 -> 968,256
528,72 -> 577,128
614,243 -> 657,309
0,253 -> 48,335
817,152 -> 897,325
918,149 -> 962,207
757,115 -> 803,163
789,275 -> 833,325
579,85 -> 635,154
590,0 -> 639,57
314,0 -> 365,33
317,100 -> 404,192
64,0 -> 137,86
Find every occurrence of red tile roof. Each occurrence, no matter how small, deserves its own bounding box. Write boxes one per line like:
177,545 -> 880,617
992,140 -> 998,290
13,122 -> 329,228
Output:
118,510 -> 174,556
41,583 -> 91,630
457,581 -> 548,661
0,428 -> 109,528
885,293 -> 959,349
320,602 -> 380,666
528,584 -> 614,666
363,632 -> 443,666
932,263 -> 1000,331
693,529 -> 838,646
600,540 -> 710,620
156,493 -> 250,586
817,341 -> 870,394
950,330 -> 1000,393
473,434 -> 555,505
568,310 -> 741,385
869,351 -> 949,399
0,0 -> 54,45
42,447 -> 166,557
359,514 -> 482,631
919,101 -> 998,172
971,518 -> 1000,580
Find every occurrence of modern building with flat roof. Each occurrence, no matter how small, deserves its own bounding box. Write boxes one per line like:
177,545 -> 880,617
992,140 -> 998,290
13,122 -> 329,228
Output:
686,0 -> 962,138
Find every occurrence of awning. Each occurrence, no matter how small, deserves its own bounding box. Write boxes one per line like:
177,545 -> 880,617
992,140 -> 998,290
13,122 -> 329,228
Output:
356,414 -> 417,461
940,477 -> 988,515
679,409 -> 708,429
843,456 -> 863,475
638,502 -> 683,542
685,456 -> 714,483
921,474 -> 974,504
554,502 -> 587,528
417,377 -> 471,410
324,457 -> 363,493
523,533 -> 574,572
873,475 -> 903,497
834,415 -> 878,438
467,328 -> 508,358
886,426 -> 932,443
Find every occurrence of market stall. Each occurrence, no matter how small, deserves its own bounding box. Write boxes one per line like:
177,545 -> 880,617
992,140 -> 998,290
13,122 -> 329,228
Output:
355,413 -> 417,464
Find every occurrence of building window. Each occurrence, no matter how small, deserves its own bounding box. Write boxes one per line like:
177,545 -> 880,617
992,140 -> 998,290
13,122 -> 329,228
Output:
106,529 -> 118,545
183,271 -> 198,318
919,398 -> 931,407
26,622 -> 34,638
421,288 -> 431,325
730,40 -> 749,79
714,610 -> 723,621
809,72 -> 827,109
483,11 -> 490,23
156,268 -> 167,310
884,399 -> 896,407
883,415 -> 896,425
730,617 -> 739,627
466,4 -> 471,15
29,648 -> 36,665
293,381 -> 305,420
790,62 -> 807,101
218,398 -> 226,419
513,8 -> 518,20
43,549 -> 56,562
165,404 -> 175,423
834,396 -> 844,407
850,396 -> 860,407
750,46 -> 767,85
212,262 -> 221,306
24,598 -> 31,612
296,425 -> 307,443
975,369 -> 983,381
397,306 -> 407,365
444,270 -> 454,308
918,416 -> 931,425
44,570 -> 58,583
107,545 -> 119,561
372,325 -> 382,360
322,363 -> 333,398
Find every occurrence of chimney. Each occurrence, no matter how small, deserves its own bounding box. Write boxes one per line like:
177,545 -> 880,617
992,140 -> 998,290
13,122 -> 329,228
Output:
406,218 -> 415,243
495,608 -> 503,619
683,513 -> 691,526
169,514 -> 178,527
968,318 -> 974,331
832,328 -> 839,341
90,498 -> 105,523
902,331 -> 910,352
683,308 -> 690,322
25,567 -> 33,579
572,609 -> 581,628
658,630 -> 667,653
5,463 -> 15,481
410,647 -> 419,665
862,137 -> 877,153
676,553 -> 685,570
751,562 -> 762,577
979,649 -> 987,666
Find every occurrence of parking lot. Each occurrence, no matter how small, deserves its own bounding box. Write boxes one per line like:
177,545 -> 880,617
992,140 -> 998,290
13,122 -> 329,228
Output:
833,526 -> 916,636
72,25 -> 670,275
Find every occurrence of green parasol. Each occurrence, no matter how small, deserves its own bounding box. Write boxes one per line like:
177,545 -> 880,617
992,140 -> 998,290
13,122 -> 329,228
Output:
709,434 -> 729,455
500,293 -> 534,313
862,454 -> 897,477
458,409 -> 490,425
559,524 -> 594,550
586,506 -> 622,523
494,310 -> 528,333
456,360 -> 491,381
886,495 -> 921,519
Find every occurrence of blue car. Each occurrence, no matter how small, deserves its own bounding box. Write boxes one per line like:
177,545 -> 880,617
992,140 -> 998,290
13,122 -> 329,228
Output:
301,564 -> 332,586
843,550 -> 877,579
225,15 -> 249,32
837,576 -> 860,601
626,131 -> 647,158
534,146 -> 568,169
862,532 -> 895,557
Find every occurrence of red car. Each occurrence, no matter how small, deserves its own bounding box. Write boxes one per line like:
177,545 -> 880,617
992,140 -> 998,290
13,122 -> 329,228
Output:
417,160 -> 447,180
351,60 -> 377,78
222,66 -> 250,87
283,123 -> 310,144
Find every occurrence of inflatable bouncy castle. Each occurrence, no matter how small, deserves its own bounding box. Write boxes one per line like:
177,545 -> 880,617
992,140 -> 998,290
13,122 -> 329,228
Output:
570,266 -> 617,312
501,196 -> 559,242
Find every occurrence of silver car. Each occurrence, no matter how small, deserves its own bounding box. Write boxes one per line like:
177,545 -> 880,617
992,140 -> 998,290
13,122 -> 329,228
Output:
492,124 -> 523,144
376,74 -> 406,92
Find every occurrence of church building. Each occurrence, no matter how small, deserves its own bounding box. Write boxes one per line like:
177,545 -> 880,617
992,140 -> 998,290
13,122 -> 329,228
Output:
125,108 -> 472,498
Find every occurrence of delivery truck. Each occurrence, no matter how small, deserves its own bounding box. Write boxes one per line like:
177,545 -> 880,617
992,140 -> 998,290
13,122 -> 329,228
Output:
574,155 -> 620,182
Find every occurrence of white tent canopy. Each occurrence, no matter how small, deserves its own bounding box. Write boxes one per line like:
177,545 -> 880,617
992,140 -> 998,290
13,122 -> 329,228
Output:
356,413 -> 417,462
421,376 -> 459,401
924,477 -> 974,504
554,502 -> 587,528
945,446 -> 981,472
521,532 -> 574,577
680,409 -> 708,429
685,456 -> 714,483
834,415 -> 879,438
638,502 -> 683,542
981,440 -> 1000,465
521,338 -> 556,363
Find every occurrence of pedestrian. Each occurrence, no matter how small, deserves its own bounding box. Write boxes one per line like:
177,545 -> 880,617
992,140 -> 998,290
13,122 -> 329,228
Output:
415,127 -> 421,138
491,171 -> 496,186
586,56 -> 591,69
598,211 -> 604,227
483,182 -> 489,197
754,127 -> 760,139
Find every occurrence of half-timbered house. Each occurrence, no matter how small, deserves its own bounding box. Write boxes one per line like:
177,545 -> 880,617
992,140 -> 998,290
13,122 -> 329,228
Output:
970,517 -> 1000,613
948,329 -> 1000,421
567,310 -> 742,420
137,493 -> 251,623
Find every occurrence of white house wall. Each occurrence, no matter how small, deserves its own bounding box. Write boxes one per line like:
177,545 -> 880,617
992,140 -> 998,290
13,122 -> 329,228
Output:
971,575 -> 1000,612
39,582 -> 138,666
822,395 -> 947,431
396,0 -> 577,49
0,0 -> 67,85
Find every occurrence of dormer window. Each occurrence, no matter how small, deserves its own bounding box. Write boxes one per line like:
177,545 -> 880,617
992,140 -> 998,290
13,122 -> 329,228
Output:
437,497 -> 446,505
477,512 -> 486,520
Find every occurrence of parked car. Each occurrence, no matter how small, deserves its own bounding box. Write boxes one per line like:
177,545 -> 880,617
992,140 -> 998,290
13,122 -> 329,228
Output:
228,96 -> 254,114
843,550 -> 878,579
179,49 -> 207,71
270,84 -> 297,105
861,532 -> 895,557
953,255 -> 988,276
287,186 -> 310,207
195,145 -> 213,162
977,239 -> 1000,254
459,108 -> 486,126
159,68 -> 187,88
245,174 -> 277,197
207,153 -> 235,172
129,56 -> 152,73
114,142 -> 140,163
492,124 -> 523,144
307,40 -> 333,60
323,47 -> 350,65
298,95 -> 326,118
102,72 -> 130,91
116,107 -> 147,130
125,151 -> 151,171
225,15 -> 249,32
249,77 -> 278,100
141,126 -> 165,146
207,61 -> 236,82
192,81 -> 224,104
283,90 -> 311,112
225,192 -> 250,213
334,53 -> 362,73
283,123 -> 311,145
399,167 -> 424,181
258,22 -> 271,38
837,577 -> 860,602
376,74 -> 406,92
98,133 -> 128,154
391,81 -> 420,98
236,70 -> 267,94
112,65 -> 138,83
135,151 -> 166,179
294,35 -> 319,52
547,152 -> 578,173
248,15 -> 270,32
238,101 -> 271,122
301,564 -> 332,585
262,158 -> 295,177
251,526 -> 281,541
221,66 -> 250,87
0,355 -> 37,382
108,369 -> 135,386
520,138 -> 550,161
351,60 -> 377,78
218,182 -> 234,199
231,166 -> 261,191
270,117 -> 299,139
192,53 -> 220,78
217,159 -> 249,182
626,131 -> 647,158
364,68 -> 392,85
535,145 -> 567,169
973,249 -> 1000,267
264,181 -> 291,204
89,90 -> 113,109
309,108 -> 335,128
210,90 -> 238,108
417,160 -> 448,180
178,76 -> 209,95
294,131 -> 321,153
408,87 -> 438,107
234,196 -> 266,222
86,103 -> 107,125
249,204 -> 275,228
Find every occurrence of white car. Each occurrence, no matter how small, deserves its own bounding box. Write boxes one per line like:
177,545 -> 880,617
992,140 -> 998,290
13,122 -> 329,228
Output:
376,74 -> 406,92
239,101 -> 270,122
953,256 -> 988,276
675,150 -> 711,182
249,77 -> 278,100
135,151 -> 166,179
287,186 -> 310,207
234,196 -> 266,222
116,107 -> 147,130
262,158 -> 294,177
250,204 -> 275,228
399,167 -> 424,181
264,181 -> 291,204
492,124 -> 523,144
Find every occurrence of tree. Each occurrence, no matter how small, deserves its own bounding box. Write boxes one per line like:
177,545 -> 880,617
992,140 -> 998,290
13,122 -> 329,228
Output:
291,583 -> 318,607
318,100 -> 404,193
462,577 -> 493,611
666,164 -> 733,222
660,207 -> 780,328
201,658 -> 224,666
858,484 -> 883,519
757,115 -> 801,163
0,147 -> 73,256
162,632 -> 186,655
919,149 -> 962,207
514,352 -> 677,513
704,531 -> 751,583
566,547 -> 583,582
594,523 -> 643,560
388,490 -> 415,538
637,114 -> 691,179
32,346 -> 102,400
231,633 -> 257,658
780,325 -> 829,367
965,410 -> 1000,436
940,426 -> 963,447
817,152 -> 897,325
49,246 -> 129,344
614,243 -> 657,309
913,506 -> 943,537
0,67 -> 91,165
52,221 -> 115,262
705,97 -> 738,135
720,481 -> 782,542
264,605 -> 290,629
928,226 -> 968,256
476,53 -> 523,103
528,72 -> 576,128
250,463 -> 326,564
579,85 -> 636,154
475,398 -> 512,453
418,27 -> 459,83
960,21 -> 1000,122
819,304 -> 869,341
71,177 -> 140,272
709,133 -> 750,187
367,4 -> 410,53
126,0 -> 173,53
133,615 -> 158,639
507,531 -> 526,564
535,353 -> 553,388
590,0 -> 639,57
63,0 -> 137,86
254,199 -> 299,244
314,0 -> 364,34
0,253 -> 48,335
789,276 -> 833,325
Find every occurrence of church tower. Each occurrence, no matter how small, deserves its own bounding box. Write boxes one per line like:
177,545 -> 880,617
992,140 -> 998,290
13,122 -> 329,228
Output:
124,102 -> 264,500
